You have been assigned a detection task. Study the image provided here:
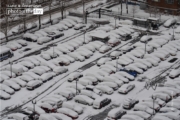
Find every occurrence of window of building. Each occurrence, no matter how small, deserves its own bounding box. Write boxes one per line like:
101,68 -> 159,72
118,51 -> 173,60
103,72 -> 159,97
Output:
166,0 -> 174,4
152,0 -> 160,2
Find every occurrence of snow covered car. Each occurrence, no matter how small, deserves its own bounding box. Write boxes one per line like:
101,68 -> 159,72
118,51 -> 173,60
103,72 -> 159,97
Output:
19,61 -> 35,69
68,52 -> 85,62
6,44 -> 18,51
125,64 -> 144,74
128,111 -> 151,120
99,45 -> 112,53
55,91 -> 74,100
74,24 -> 86,30
39,73 -> 54,82
140,35 -> 152,43
62,102 -> 83,114
85,85 -> 103,96
53,67 -> 68,75
37,102 -> 57,113
37,37 -> 51,45
68,72 -> 83,82
23,33 -> 38,42
11,78 -> 27,87
30,67 -> 46,76
151,93 -> 171,102
78,79 -> 93,86
166,101 -> 180,109
57,108 -> 78,119
23,72 -> 41,80
7,113 -> 29,120
123,97 -> 139,109
103,76 -> 124,87
1,71 -> 16,78
98,82 -> 118,90
121,114 -> 144,120
118,84 -> 135,94
152,115 -> 175,120
80,90 -> 99,100
108,38 -> 120,47
93,97 -> 111,109
0,83 -> 15,95
74,95 -> 94,106
19,74 -> 35,82
47,31 -> 64,40
133,104 -> 154,115
169,69 -> 180,79
65,88 -> 80,96
97,57 -> 112,66
67,83 -> 85,91
111,74 -> 129,83
26,80 -> 43,90
3,80 -> 21,91
140,101 -> 160,112
110,51 -> 122,59
164,18 -> 176,28
17,39 -> 28,46
23,57 -> 40,66
95,85 -> 114,95
41,97 -> 64,108
0,90 -> 11,100
106,108 -> 126,120
77,51 -> 92,59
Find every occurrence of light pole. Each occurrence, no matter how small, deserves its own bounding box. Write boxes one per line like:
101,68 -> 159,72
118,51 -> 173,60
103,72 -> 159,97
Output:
116,56 -> 119,72
76,79 -> 78,95
172,25 -> 175,40
32,100 -> 36,120
84,30 -> 86,44
152,96 -> 156,115
9,60 -> 12,78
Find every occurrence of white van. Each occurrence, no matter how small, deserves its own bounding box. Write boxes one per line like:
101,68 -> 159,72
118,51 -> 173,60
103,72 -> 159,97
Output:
5,64 -> 24,76
8,113 -> 29,120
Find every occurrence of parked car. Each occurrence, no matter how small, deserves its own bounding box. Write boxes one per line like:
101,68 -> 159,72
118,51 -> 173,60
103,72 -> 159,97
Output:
3,80 -> 21,91
0,90 -> 11,100
123,97 -> 139,109
99,45 -> 112,53
62,102 -> 83,115
110,51 -> 122,59
140,35 -> 152,43
118,84 -> 135,94
19,61 -> 35,69
151,93 -> 171,102
26,80 -> 43,90
40,73 -> 54,82
133,104 -> 154,115
74,95 -> 94,106
68,72 -> 83,82
93,97 -> 111,109
80,90 -> 99,99
97,58 -> 112,66
98,82 -> 118,90
127,111 -> 151,120
55,90 -> 74,100
37,37 -> 51,45
107,108 -> 126,120
85,85 -> 103,96
47,31 -> 64,40
0,83 -> 15,95
37,102 -> 57,113
23,33 -> 38,42
57,108 -> 78,119
74,24 -> 86,30
169,69 -> 180,79
164,18 -> 176,28
95,85 -> 113,95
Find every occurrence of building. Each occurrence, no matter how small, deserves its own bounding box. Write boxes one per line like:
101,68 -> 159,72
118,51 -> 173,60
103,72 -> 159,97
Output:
147,0 -> 180,15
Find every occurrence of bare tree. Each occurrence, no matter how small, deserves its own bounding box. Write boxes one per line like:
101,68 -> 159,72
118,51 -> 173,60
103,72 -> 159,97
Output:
49,0 -> 53,25
131,4 -> 138,18
59,0 -> 65,20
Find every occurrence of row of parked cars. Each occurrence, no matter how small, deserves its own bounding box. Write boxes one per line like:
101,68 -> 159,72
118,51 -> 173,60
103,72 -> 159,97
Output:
0,54 -> 69,100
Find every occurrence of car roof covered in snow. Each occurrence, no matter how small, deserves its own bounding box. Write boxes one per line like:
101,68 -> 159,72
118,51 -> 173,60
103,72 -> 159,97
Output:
108,108 -> 123,117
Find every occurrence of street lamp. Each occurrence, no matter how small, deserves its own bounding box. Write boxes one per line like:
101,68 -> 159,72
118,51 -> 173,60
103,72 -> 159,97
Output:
76,79 -> 78,95
116,56 -> 119,72
84,30 -> 86,44
32,100 -> 36,120
152,96 -> 156,115
9,60 -> 12,78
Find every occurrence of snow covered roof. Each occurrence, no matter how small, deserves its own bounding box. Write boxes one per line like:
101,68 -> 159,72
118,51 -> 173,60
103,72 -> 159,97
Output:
89,31 -> 109,39
148,17 -> 159,21
134,18 -> 147,22
108,108 -> 122,117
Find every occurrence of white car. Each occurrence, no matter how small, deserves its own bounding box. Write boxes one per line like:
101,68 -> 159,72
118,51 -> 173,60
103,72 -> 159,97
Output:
103,76 -> 124,87
74,24 -> 86,30
118,84 -> 135,94
30,67 -> 46,76
0,84 -> 15,95
19,74 -> 35,82
37,37 -> 51,45
110,51 -> 122,59
169,69 -> 180,79
164,18 -> 176,28
98,82 -> 118,90
68,52 -> 85,62
140,35 -> 152,43
19,61 -> 35,69
127,111 -> 151,120
97,58 -> 112,66
152,115 -> 173,120
26,80 -> 43,90
95,85 -> 113,95
99,45 -> 112,53
23,72 -> 41,80
62,102 -> 83,114
67,83 -> 85,91
74,95 -> 94,106
121,114 -> 144,120
65,88 -> 80,96
1,71 -> 16,78
39,73 -> 54,82
57,108 -> 78,119
80,90 -> 99,99
133,104 -> 154,115
17,39 -> 27,46
3,80 -> 21,91
0,90 -> 11,100
11,78 -> 27,87
68,72 -> 83,82
23,57 -> 40,66
79,79 -> 93,86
